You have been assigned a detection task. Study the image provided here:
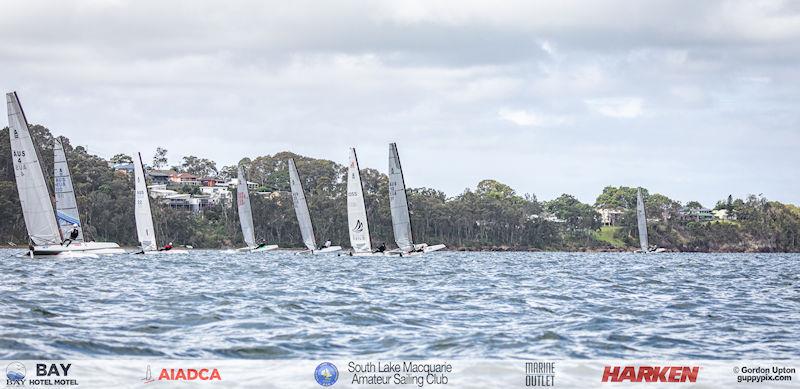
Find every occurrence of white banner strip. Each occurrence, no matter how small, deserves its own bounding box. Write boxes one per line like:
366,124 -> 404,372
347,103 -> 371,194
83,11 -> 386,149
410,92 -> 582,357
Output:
1,359 -> 797,388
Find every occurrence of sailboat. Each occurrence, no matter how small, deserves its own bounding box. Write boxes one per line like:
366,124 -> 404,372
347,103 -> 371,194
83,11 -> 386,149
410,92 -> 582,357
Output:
635,187 -> 664,253
6,91 -> 121,256
346,148 -> 382,256
288,158 -> 341,254
235,165 -> 277,252
387,143 -> 445,256
54,137 -> 124,255
133,152 -> 187,254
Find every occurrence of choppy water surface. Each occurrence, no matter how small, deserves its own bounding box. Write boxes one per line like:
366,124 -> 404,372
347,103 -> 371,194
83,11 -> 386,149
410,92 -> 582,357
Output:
1,250 -> 798,359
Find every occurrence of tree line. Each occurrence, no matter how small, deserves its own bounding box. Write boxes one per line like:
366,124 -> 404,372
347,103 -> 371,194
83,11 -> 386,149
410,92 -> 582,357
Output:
1,125 -> 798,252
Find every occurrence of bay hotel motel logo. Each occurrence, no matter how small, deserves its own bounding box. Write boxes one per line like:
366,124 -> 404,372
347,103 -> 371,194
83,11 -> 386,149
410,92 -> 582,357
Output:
6,362 -> 78,386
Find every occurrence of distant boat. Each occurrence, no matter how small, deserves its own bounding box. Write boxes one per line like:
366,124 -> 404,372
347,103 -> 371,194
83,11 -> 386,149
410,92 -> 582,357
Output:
635,187 -> 665,253
6,91 -> 121,256
236,165 -> 277,252
386,143 -> 445,256
133,152 -> 187,254
346,148 -> 382,256
288,158 -> 341,254
54,137 -> 124,254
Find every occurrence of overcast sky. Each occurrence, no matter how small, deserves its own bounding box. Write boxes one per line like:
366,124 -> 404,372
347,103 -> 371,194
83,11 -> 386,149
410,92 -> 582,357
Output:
2,0 -> 798,206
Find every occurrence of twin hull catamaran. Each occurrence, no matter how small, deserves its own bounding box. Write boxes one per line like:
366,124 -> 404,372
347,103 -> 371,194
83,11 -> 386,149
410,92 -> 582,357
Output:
288,158 -> 341,254
7,91 -> 122,256
387,143 -> 445,256
235,165 -> 277,252
133,152 -> 187,254
345,145 -> 445,257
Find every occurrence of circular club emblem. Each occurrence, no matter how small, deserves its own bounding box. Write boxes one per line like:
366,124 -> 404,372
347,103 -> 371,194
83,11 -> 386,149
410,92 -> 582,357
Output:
6,362 -> 26,381
314,362 -> 338,386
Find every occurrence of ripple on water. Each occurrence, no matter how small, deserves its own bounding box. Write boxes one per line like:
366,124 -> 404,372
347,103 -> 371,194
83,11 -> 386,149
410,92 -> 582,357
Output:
0,250 -> 798,359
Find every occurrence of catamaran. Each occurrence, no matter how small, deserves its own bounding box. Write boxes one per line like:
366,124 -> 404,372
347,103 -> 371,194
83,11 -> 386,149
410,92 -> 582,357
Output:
53,137 -> 124,255
635,187 -> 664,253
346,148 -> 383,256
235,165 -> 278,252
386,143 -> 445,256
288,158 -> 341,254
133,152 -> 187,254
7,91 -> 122,257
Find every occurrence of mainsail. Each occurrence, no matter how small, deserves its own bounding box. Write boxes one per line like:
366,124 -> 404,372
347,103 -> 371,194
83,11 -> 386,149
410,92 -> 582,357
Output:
134,152 -> 157,251
54,137 -> 84,241
636,188 -> 649,252
388,143 -> 414,251
288,158 -> 317,251
237,165 -> 256,248
6,92 -> 62,246
347,148 -> 372,253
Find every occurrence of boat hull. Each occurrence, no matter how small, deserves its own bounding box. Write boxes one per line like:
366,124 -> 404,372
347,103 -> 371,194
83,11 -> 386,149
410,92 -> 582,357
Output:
32,241 -> 123,255
297,246 -> 343,255
389,243 -> 447,257
143,249 -> 189,255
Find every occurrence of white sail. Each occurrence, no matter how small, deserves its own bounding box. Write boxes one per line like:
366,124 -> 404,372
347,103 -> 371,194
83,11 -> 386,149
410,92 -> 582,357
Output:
347,148 -> 372,253
636,188 -> 649,252
6,92 -> 62,246
134,152 -> 157,251
237,165 -> 256,248
288,158 -> 317,251
53,137 -> 84,241
388,143 -> 414,252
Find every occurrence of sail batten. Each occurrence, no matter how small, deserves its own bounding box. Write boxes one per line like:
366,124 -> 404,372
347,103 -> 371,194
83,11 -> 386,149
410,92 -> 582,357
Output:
54,137 -> 84,241
636,188 -> 649,252
347,148 -> 372,253
237,166 -> 256,248
288,159 -> 317,251
7,92 -> 62,246
134,152 -> 157,251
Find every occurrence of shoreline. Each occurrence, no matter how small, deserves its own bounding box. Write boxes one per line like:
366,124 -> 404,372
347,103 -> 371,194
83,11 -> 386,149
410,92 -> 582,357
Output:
1,245 -> 796,253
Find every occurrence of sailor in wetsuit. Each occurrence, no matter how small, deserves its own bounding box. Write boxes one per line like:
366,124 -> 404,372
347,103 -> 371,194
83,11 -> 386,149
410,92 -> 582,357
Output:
63,224 -> 80,246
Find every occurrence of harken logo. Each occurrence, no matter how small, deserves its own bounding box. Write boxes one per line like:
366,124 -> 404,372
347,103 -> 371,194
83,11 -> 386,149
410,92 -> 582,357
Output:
6,362 -> 25,382
602,366 -> 700,383
352,220 -> 364,233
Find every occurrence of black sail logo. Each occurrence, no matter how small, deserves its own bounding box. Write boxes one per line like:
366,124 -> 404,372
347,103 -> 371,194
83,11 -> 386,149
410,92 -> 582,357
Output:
352,220 -> 364,233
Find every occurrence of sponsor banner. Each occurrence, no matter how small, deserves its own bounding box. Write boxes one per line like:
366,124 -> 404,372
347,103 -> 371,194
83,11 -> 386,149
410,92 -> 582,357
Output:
1,359 -> 796,388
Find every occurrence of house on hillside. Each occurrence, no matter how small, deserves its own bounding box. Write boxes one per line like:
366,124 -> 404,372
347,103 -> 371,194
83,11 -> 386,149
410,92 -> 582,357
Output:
712,209 -> 737,221
170,172 -> 199,186
147,170 -> 174,185
110,162 -> 134,174
679,207 -> 714,222
597,207 -> 625,226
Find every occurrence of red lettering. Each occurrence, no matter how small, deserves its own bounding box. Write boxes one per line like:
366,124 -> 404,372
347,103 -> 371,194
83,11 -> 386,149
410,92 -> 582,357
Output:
639,366 -> 653,382
602,366 -> 619,382
210,369 -> 221,380
619,366 -> 635,382
158,369 -> 170,380
602,366 -> 700,383
683,367 -> 699,383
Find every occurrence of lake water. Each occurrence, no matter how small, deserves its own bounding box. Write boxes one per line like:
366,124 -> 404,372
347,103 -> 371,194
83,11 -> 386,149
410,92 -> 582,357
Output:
1,250 -> 798,360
